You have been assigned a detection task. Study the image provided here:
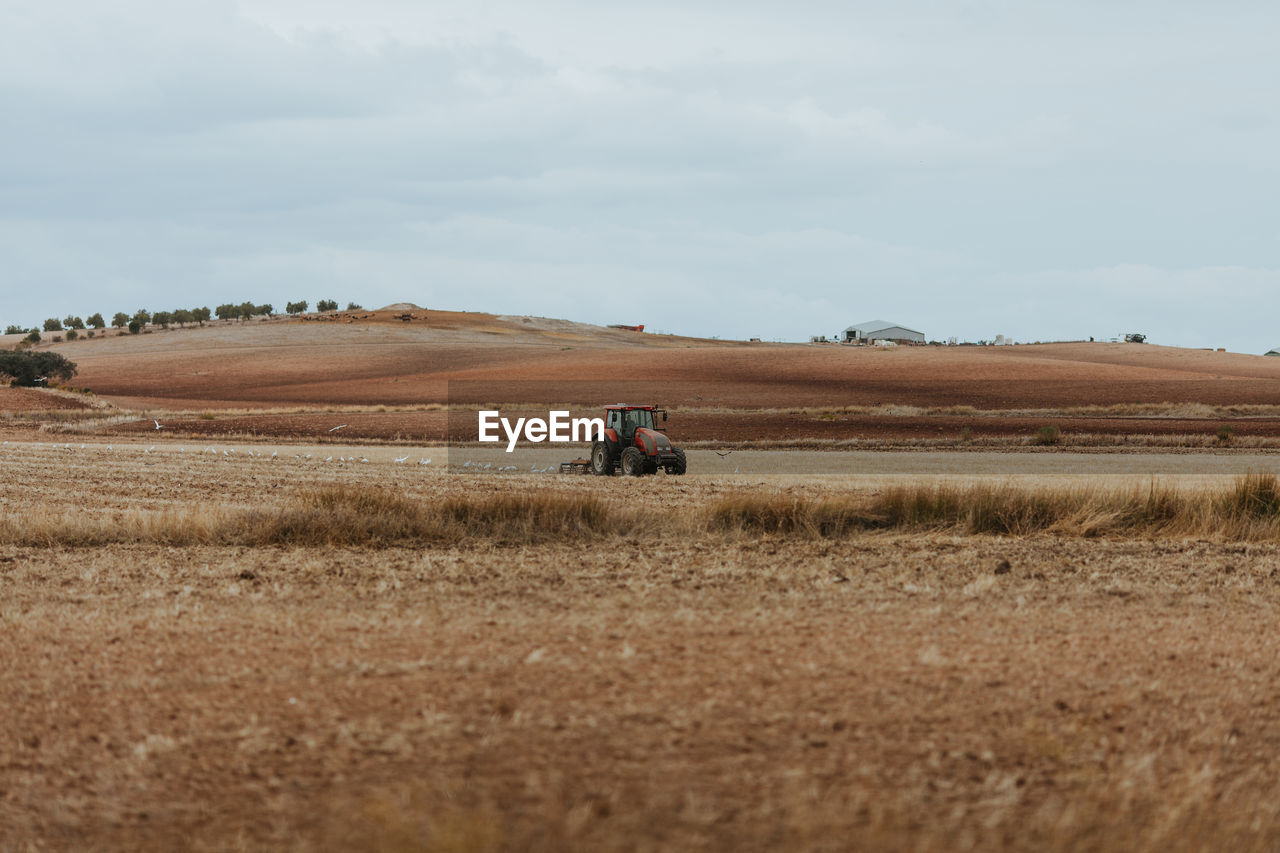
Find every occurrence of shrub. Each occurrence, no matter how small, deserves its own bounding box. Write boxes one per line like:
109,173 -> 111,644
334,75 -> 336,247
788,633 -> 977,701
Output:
1216,425 -> 1235,444
316,298 -> 338,312
960,427 -> 974,443
128,320 -> 142,335
1034,425 -> 1061,446
24,330 -> 40,344
0,351 -> 77,386
65,329 -> 77,341
346,302 -> 363,310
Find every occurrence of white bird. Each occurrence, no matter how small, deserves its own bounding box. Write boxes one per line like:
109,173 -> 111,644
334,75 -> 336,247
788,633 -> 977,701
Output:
271,451 -> 278,458
360,457 -> 368,463
325,456 -> 333,462
154,420 -> 161,430
147,446 -> 154,453
419,458 -> 430,465
328,424 -> 347,432
107,445 -> 112,450
463,460 -> 471,467
80,444 -> 85,449
394,455 -> 409,463
304,454 -> 312,460
223,450 -> 229,456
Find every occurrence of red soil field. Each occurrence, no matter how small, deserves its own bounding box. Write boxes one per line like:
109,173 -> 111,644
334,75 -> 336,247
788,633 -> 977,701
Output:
16,310 -> 1280,442
0,387 -> 90,411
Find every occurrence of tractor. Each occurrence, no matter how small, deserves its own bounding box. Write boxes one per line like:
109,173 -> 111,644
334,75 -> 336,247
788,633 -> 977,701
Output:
590,404 -> 687,477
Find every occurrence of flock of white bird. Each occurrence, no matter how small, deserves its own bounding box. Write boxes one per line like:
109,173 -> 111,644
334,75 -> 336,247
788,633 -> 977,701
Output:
4,440 -> 565,473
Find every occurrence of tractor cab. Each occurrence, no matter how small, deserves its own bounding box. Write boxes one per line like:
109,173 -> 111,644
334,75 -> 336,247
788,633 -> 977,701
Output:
608,407 -> 657,444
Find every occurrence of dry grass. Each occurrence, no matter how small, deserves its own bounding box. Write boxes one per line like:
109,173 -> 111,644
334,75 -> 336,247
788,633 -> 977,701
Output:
246,486 -> 617,546
709,474 -> 1280,540
0,486 -> 620,547
8,476 -> 1280,547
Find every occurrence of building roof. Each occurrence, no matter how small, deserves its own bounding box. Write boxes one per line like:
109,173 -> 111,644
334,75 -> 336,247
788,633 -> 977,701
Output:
843,320 -> 924,335
1266,348 -> 1280,356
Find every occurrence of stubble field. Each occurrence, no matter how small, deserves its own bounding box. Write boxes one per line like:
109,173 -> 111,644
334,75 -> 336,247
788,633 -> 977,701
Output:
7,316 -> 1280,849
5,439 -> 1280,851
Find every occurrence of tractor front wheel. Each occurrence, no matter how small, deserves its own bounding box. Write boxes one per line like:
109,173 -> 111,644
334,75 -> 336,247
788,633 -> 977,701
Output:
621,447 -> 646,477
591,441 -> 615,476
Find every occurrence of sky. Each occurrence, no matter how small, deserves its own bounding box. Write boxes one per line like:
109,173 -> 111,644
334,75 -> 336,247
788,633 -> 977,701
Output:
2,1 -> 1279,350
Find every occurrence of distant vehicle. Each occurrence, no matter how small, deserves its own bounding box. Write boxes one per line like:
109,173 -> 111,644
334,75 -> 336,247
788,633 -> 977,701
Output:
1124,333 -> 1147,344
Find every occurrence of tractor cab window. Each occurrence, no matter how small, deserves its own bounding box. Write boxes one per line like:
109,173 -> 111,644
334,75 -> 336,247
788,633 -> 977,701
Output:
607,410 -> 621,433
622,409 -> 652,437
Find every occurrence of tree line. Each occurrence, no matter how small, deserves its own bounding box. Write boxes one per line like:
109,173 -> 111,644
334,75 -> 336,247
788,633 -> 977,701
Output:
5,299 -> 364,343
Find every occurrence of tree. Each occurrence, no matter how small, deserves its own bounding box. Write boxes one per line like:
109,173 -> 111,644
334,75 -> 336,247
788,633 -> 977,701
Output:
111,312 -> 129,328
128,319 -> 142,335
43,318 -> 63,332
24,330 -> 40,344
257,303 -> 274,316
152,311 -> 173,328
0,351 -> 77,386
63,315 -> 85,330
346,302 -> 363,310
237,301 -> 256,321
192,307 -> 211,325
87,313 -> 105,329
4,325 -> 24,335
215,303 -> 239,322
316,299 -> 338,312
172,309 -> 194,327
132,309 -> 151,326
286,300 -> 308,315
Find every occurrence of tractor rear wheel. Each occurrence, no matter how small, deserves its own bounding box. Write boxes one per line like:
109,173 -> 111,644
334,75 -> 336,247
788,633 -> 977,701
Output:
668,448 -> 688,475
621,446 -> 646,477
591,441 -> 615,476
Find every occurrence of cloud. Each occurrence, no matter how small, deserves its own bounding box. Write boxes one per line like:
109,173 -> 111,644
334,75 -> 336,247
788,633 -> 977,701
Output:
1,0 -> 1278,352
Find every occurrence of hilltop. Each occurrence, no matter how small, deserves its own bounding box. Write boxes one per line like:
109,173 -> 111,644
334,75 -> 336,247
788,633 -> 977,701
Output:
6,307 -> 1280,444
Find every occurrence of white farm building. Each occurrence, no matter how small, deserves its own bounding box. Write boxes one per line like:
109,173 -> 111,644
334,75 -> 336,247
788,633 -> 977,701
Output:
840,320 -> 926,344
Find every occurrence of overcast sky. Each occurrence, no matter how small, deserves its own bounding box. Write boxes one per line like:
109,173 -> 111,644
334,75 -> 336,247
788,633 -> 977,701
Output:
3,1 -> 1278,350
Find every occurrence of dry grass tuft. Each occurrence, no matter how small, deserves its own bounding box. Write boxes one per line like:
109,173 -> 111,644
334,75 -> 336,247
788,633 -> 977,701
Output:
8,477 -> 1280,547
709,474 -> 1280,541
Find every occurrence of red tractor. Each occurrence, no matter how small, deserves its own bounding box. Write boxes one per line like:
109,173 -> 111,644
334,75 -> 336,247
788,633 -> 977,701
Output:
591,404 -> 687,476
